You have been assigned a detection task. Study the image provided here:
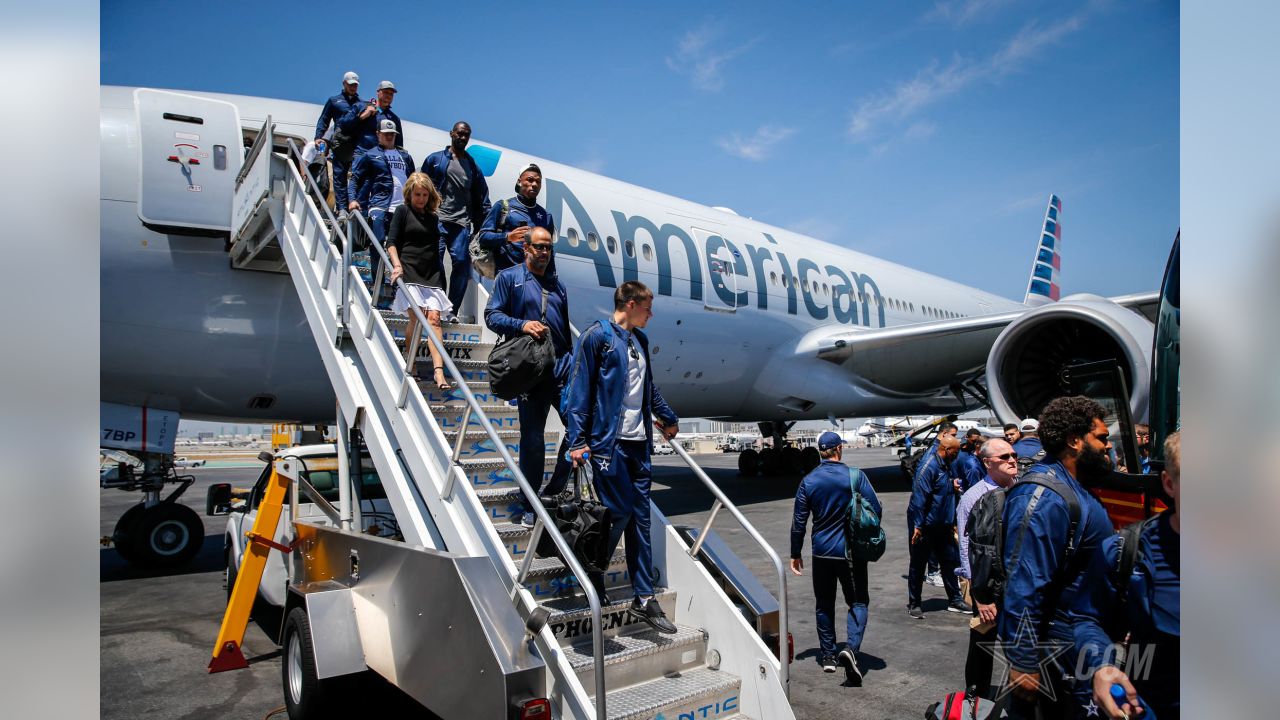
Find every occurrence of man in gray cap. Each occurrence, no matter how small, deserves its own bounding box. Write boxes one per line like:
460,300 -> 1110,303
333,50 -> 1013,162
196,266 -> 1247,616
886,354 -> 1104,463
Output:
315,71 -> 363,213
790,431 -> 881,683
347,79 -> 403,153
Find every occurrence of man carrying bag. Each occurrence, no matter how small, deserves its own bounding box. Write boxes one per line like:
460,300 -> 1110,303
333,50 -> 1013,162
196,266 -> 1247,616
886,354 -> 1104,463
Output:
484,227 -> 573,525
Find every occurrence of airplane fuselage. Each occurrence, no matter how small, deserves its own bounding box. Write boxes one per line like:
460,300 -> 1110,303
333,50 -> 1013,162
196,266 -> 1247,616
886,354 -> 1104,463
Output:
101,87 -> 1021,424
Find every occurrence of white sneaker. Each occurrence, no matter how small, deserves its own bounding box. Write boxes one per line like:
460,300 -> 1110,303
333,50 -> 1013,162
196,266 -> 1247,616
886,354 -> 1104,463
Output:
926,571 -> 944,587
519,512 -> 537,527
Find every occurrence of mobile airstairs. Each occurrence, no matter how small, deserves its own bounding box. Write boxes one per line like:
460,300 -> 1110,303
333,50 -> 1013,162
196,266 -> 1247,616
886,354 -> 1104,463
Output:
212,117 -> 794,720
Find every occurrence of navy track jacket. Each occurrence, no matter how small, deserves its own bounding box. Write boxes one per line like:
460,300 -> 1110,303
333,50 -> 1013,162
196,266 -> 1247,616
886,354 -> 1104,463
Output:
483,264 -> 572,372
315,91 -> 362,140
421,147 -> 492,230
344,103 -> 403,151
476,197 -> 556,273
907,451 -> 956,529
563,320 -> 678,458
791,460 -> 881,560
347,147 -> 415,210
954,450 -> 985,493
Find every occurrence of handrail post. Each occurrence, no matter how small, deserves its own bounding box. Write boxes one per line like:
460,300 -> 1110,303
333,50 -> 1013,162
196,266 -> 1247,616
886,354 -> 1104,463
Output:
689,499 -> 723,558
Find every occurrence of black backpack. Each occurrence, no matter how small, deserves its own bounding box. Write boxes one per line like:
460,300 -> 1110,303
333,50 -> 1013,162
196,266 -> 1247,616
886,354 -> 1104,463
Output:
487,287 -> 555,400
1016,448 -> 1047,478
1108,515 -> 1158,634
965,468 -> 1082,606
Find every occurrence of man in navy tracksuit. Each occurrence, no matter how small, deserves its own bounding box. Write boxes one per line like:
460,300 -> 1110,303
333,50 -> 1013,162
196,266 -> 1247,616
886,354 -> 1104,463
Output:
566,281 -> 679,633
906,435 -> 969,618
344,80 -> 404,152
954,429 -> 987,492
315,71 -> 363,213
999,397 -> 1116,720
483,227 -> 571,525
477,164 -> 556,274
347,119 -> 414,245
1069,431 -> 1180,719
423,122 -> 491,319
790,431 -> 881,683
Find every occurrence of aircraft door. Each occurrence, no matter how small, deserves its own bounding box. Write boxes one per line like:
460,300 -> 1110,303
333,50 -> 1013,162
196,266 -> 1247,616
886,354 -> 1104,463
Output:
134,89 -> 242,234
694,227 -> 745,313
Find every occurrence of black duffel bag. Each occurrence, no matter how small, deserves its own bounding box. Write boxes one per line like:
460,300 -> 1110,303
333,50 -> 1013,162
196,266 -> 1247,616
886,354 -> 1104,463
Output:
487,288 -> 556,400
534,466 -> 613,574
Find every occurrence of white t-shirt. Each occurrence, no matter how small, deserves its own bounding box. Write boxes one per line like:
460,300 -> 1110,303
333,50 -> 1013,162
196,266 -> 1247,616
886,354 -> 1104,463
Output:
617,335 -> 647,441
385,148 -> 408,208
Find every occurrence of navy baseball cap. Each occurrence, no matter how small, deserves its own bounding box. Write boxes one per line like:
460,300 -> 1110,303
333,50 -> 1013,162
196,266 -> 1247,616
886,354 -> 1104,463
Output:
817,431 -> 842,451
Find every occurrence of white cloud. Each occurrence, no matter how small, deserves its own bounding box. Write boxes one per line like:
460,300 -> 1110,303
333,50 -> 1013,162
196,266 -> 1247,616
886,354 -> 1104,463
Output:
925,0 -> 1014,26
667,26 -> 759,92
848,18 -> 1085,144
717,125 -> 796,161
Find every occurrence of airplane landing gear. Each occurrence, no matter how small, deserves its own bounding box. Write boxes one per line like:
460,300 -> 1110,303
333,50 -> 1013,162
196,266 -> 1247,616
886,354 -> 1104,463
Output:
104,454 -> 204,568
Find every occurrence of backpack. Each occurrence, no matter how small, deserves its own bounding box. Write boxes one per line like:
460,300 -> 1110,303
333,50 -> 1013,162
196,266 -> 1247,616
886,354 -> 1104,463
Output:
1109,515 -> 1158,637
468,198 -> 508,279
486,287 -> 555,400
558,321 -> 614,419
965,468 -> 1082,606
845,467 -> 886,563
924,688 -> 1007,719
1016,447 -> 1047,478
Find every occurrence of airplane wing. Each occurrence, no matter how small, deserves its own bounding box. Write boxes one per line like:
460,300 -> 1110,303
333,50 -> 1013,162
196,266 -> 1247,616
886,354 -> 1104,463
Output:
798,291 -> 1159,397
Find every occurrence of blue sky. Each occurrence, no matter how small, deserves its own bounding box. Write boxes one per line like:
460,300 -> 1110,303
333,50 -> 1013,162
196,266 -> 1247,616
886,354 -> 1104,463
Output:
102,0 -> 1177,302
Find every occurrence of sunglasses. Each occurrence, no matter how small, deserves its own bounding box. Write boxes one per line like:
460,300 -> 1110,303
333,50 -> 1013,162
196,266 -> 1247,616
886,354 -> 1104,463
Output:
986,452 -> 1018,462
527,243 -> 553,252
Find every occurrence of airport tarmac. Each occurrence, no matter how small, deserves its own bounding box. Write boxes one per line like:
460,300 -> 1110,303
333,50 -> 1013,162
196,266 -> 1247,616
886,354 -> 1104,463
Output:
101,448 -> 975,719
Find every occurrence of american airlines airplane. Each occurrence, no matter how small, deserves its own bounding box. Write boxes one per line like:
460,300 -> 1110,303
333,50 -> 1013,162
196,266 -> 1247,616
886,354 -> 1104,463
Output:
100,86 -> 1162,561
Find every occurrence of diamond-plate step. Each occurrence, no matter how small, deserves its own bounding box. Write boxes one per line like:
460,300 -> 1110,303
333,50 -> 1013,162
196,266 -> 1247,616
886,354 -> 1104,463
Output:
420,381 -> 504,406
567,625 -> 706,692
475,486 -> 530,523
462,457 -> 558,491
443,430 -> 557,461
542,588 -> 679,644
598,667 -> 742,720
521,551 -> 630,600
415,358 -> 494,385
429,403 -> 521,433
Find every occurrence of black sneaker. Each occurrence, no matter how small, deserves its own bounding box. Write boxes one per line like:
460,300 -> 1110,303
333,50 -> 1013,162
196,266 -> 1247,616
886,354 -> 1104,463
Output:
908,605 -> 925,620
586,573 -> 610,606
820,655 -> 838,673
629,597 -> 676,634
947,600 -> 973,614
838,648 -> 862,685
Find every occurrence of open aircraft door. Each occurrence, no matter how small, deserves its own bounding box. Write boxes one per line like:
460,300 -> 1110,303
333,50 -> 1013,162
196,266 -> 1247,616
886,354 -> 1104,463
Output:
694,227 -> 746,313
134,89 -> 242,235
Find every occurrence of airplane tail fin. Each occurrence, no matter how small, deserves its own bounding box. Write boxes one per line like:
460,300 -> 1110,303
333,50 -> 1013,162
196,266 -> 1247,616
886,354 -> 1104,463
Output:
1022,194 -> 1062,306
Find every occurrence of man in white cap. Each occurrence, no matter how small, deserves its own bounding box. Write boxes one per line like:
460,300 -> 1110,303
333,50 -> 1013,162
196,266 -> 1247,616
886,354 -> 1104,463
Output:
347,118 -> 415,246
1012,417 -> 1044,474
790,431 -> 881,683
315,71 -> 363,213
348,79 -> 403,153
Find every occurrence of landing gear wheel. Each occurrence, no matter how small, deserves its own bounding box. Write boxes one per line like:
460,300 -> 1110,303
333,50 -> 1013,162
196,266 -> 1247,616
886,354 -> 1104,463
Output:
737,448 -> 759,476
283,607 -> 342,719
800,446 -> 820,475
127,503 -> 205,568
111,502 -> 147,564
759,448 -> 781,476
781,446 -> 803,475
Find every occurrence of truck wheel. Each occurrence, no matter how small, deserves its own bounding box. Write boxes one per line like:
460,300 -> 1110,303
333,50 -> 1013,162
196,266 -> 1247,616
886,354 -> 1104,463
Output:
128,503 -> 205,568
737,449 -> 759,476
782,446 -> 803,475
111,503 -> 147,564
283,607 -> 340,719
759,448 -> 781,476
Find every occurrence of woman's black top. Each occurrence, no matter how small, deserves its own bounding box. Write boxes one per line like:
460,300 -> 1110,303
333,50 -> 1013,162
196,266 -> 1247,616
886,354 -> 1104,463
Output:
387,204 -> 445,288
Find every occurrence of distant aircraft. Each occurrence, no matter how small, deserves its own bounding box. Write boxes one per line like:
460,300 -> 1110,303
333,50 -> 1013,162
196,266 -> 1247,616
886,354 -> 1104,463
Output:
99,87 -> 1162,563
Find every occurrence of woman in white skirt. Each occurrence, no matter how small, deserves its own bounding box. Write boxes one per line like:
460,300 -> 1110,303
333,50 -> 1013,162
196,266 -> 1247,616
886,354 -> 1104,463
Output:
387,172 -> 452,391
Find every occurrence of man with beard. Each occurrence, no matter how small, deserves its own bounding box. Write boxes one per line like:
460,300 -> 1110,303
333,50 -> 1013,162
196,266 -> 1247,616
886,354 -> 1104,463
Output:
998,396 -> 1115,720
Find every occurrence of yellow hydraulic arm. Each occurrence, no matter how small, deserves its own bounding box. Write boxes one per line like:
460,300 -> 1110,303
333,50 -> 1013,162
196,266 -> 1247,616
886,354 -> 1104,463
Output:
208,460 -> 294,673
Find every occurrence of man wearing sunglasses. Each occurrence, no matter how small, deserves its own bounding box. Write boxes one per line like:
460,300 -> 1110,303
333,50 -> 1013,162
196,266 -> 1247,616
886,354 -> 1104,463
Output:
956,438 -> 1019,699
484,227 -> 573,526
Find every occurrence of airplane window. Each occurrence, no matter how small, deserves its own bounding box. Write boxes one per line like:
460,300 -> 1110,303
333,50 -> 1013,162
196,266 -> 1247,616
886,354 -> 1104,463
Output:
642,243 -> 653,261
587,232 -> 599,251
567,228 -> 580,247
770,272 -> 778,286
624,238 -> 635,258
606,236 -> 618,254
909,303 -> 914,313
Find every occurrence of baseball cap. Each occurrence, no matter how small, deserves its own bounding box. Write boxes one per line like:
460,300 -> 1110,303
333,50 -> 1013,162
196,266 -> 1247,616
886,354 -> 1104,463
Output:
377,80 -> 397,93
817,431 -> 842,451
1019,418 -> 1040,432
378,119 -> 397,134
342,71 -> 359,85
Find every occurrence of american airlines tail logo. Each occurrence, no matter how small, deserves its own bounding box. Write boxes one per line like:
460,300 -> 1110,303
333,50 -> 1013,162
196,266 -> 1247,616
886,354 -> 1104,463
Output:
1026,194 -> 1063,305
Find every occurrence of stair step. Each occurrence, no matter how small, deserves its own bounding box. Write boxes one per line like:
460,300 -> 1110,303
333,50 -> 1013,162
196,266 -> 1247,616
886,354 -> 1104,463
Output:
567,625 -> 706,691
542,588 -> 678,643
414,358 -> 494,385
428,403 -> 521,432
598,666 -> 742,720
521,550 -> 630,600
442,430 -> 558,461
420,381 -> 504,406
461,457 -> 558,491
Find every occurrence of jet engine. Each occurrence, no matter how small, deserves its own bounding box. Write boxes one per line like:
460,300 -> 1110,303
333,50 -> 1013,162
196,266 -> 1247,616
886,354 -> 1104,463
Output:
986,294 -> 1153,424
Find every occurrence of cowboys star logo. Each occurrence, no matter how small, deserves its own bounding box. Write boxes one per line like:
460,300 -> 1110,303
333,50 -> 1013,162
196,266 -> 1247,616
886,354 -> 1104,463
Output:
596,455 -> 610,472
977,611 -> 1073,703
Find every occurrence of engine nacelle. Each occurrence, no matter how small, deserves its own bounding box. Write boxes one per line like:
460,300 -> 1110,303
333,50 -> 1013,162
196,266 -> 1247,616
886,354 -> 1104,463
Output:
986,294 -> 1153,424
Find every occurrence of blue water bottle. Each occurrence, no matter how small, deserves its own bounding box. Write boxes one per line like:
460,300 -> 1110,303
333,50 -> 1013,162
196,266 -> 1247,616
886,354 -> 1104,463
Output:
1109,683 -> 1155,719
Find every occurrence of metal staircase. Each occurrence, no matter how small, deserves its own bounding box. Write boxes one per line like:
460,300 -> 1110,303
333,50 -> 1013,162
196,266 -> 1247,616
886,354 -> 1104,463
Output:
226,117 -> 793,720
